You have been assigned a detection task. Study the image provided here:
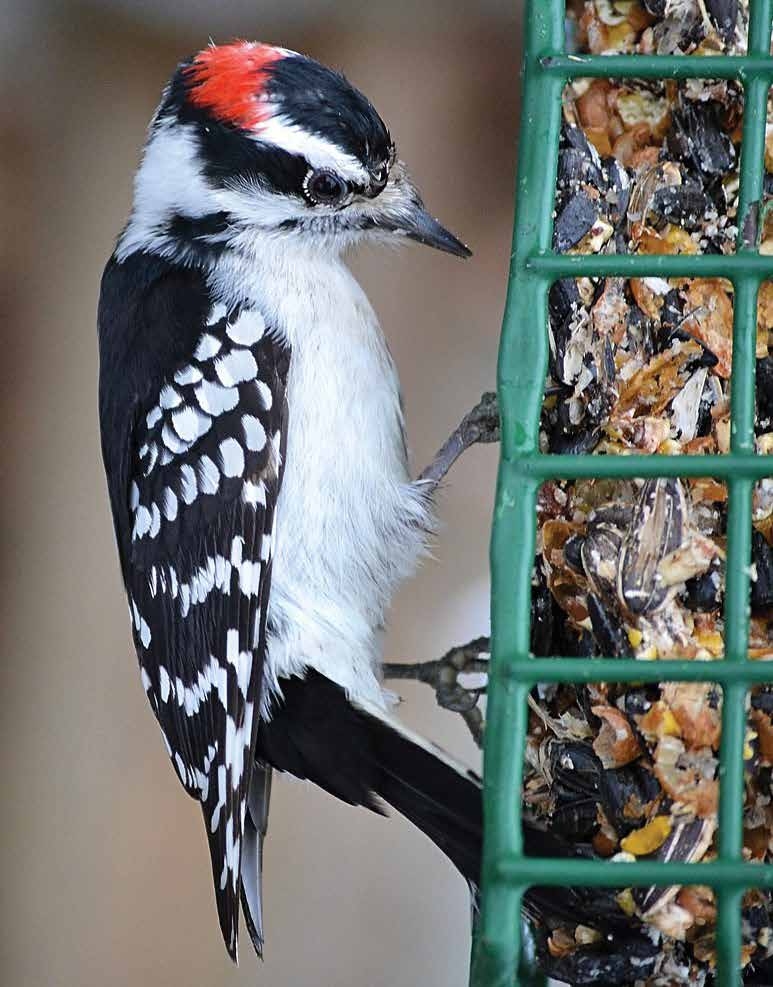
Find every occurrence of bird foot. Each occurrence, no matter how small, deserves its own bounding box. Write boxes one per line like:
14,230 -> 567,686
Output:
456,390 -> 500,447
417,391 -> 500,489
383,637 -> 490,747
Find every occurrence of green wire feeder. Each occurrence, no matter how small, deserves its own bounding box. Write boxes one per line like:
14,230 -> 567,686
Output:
471,2 -> 773,985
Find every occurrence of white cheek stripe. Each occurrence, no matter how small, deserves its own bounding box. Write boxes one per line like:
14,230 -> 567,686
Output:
117,121 -> 216,261
252,114 -> 369,185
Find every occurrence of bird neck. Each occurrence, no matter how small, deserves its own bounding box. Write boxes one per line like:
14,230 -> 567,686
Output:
207,238 -> 368,352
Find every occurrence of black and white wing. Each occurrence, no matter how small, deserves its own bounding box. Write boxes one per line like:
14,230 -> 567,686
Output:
99,255 -> 288,960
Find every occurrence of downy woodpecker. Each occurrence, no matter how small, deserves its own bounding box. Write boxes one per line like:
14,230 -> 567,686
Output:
99,41 -> 487,962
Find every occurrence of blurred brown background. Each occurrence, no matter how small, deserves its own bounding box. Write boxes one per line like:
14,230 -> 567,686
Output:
0,2 -> 524,984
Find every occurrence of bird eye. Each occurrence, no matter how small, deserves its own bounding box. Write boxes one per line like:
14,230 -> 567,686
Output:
303,169 -> 347,206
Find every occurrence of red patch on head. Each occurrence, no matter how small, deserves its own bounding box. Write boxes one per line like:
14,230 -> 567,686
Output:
185,41 -> 284,130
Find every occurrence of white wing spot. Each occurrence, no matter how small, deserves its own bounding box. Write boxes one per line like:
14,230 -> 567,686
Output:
149,503 -> 161,538
198,455 -> 220,495
226,628 -> 239,665
230,536 -> 244,566
159,384 -> 182,410
162,422 -> 192,455
194,768 -> 209,801
139,617 -> 151,648
162,487 -> 178,521
133,505 -> 152,540
194,333 -> 222,361
225,715 -> 236,768
238,559 -> 256,597
254,380 -> 273,409
252,607 -> 261,645
243,479 -> 266,507
226,309 -> 265,346
214,554 -> 230,589
267,430 -> 283,476
172,405 -> 212,442
194,378 -> 239,416
237,651 -> 252,696
174,364 -> 203,386
242,415 -> 266,452
142,442 -> 159,476
210,764 -> 227,833
146,405 -> 163,429
215,348 -> 257,387
215,660 -> 228,709
219,437 -> 245,478
179,464 -> 198,505
174,752 -> 187,783
231,839 -> 240,889
159,665 -> 171,703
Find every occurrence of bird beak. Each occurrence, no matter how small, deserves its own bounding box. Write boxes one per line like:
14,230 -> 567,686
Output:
398,203 -> 472,259
359,160 -> 472,258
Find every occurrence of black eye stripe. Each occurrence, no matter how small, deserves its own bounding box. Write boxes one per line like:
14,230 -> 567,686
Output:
164,92 -> 309,196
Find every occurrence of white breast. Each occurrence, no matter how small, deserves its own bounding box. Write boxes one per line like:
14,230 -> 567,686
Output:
214,249 -> 433,710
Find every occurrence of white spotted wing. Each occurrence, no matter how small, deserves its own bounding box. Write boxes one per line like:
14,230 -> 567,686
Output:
126,301 -> 288,958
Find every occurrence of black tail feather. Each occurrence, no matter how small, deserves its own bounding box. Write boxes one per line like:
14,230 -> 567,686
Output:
255,670 -> 620,956
361,711 -> 482,882
241,762 -> 272,958
256,671 -> 480,879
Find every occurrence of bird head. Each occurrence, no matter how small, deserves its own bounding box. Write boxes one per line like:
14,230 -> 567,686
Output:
120,41 -> 471,263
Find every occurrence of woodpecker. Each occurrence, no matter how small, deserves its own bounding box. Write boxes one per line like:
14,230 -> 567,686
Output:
98,41 -> 488,961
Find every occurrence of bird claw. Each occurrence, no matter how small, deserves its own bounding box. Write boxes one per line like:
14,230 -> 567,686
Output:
382,638 -> 490,746
458,391 -> 500,446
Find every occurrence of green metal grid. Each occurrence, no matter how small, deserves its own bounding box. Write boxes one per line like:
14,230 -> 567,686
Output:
471,2 -> 773,985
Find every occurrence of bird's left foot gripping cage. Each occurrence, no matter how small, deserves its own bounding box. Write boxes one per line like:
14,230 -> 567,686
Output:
472,2 -> 773,985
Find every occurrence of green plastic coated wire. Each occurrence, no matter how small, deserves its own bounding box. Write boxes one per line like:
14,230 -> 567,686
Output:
471,3 -> 773,985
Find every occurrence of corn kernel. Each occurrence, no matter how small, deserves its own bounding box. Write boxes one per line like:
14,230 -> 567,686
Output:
620,816 -> 672,856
